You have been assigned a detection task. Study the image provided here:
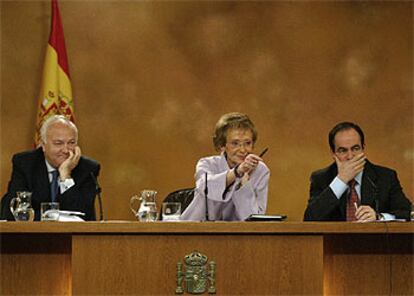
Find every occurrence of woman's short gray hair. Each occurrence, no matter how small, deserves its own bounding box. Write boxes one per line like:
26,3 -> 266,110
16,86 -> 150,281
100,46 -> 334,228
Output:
40,115 -> 78,143
212,112 -> 257,151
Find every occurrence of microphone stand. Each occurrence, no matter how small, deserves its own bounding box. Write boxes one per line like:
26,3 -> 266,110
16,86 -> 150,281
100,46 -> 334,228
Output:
90,172 -> 104,221
367,176 -> 379,219
204,172 -> 209,221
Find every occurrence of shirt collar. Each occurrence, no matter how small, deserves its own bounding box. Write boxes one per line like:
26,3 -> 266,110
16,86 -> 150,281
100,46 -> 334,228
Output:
355,170 -> 363,185
45,160 -> 56,173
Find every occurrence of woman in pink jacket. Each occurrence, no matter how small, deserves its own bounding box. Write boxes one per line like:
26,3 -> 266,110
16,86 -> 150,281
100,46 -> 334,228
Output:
181,112 -> 270,221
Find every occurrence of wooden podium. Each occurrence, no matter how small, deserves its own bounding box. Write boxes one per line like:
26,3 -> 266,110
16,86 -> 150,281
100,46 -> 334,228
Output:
1,221 -> 413,295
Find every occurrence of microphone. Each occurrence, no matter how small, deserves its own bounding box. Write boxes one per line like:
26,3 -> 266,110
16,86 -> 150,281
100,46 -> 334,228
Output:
204,172 -> 209,221
90,172 -> 104,221
366,176 -> 379,218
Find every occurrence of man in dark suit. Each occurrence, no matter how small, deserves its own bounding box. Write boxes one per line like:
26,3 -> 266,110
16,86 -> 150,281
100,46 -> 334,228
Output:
1,115 -> 100,221
304,122 -> 411,222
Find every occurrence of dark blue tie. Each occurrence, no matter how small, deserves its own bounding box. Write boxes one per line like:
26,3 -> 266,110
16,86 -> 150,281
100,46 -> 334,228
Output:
51,170 -> 59,202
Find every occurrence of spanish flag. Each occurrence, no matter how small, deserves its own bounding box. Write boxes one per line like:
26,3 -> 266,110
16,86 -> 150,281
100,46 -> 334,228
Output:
35,0 -> 74,145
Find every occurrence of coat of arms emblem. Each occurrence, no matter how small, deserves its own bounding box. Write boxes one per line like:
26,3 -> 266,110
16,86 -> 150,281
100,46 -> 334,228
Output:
176,251 -> 216,294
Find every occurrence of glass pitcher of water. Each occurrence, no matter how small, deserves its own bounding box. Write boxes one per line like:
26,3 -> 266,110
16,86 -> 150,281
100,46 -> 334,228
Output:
9,191 -> 35,222
130,190 -> 158,222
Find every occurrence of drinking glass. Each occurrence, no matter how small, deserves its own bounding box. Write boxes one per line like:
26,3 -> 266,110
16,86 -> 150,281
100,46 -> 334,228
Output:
41,202 -> 60,221
162,202 -> 181,221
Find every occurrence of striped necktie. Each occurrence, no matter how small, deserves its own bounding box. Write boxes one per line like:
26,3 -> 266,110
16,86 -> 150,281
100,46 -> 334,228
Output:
346,179 -> 359,221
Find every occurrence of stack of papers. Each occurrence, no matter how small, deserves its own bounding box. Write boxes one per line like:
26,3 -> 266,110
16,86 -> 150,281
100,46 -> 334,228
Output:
58,210 -> 85,222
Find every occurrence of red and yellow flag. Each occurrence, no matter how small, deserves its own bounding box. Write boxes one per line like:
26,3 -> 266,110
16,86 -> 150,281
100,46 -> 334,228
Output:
35,0 -> 74,145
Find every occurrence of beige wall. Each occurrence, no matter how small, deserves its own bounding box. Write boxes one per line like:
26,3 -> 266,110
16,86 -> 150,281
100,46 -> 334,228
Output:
1,1 -> 413,221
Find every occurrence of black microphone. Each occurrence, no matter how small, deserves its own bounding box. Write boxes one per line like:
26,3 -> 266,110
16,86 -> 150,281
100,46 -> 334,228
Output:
204,172 -> 209,221
366,176 -> 379,218
90,172 -> 104,221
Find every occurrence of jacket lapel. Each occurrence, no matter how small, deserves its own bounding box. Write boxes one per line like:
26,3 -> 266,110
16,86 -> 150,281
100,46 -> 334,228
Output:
34,149 -> 52,203
361,161 -> 378,208
39,165 -> 51,203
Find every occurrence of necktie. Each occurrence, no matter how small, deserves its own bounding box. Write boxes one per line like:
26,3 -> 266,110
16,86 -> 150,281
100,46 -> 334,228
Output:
50,170 -> 59,202
346,179 -> 358,221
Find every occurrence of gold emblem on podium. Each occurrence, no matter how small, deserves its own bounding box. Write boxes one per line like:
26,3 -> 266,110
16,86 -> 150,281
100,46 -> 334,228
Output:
176,251 -> 216,294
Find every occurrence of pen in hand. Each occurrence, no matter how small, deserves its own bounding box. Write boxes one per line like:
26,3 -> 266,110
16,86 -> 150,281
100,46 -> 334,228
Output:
354,202 -> 358,210
259,147 -> 269,158
353,202 -> 359,221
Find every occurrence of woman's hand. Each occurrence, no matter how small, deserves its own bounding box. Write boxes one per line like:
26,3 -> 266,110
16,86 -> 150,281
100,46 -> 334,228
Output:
236,153 -> 263,176
226,154 -> 263,187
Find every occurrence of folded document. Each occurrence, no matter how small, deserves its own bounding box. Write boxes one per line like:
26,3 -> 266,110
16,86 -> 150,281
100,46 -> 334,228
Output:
58,210 -> 85,222
245,214 -> 287,221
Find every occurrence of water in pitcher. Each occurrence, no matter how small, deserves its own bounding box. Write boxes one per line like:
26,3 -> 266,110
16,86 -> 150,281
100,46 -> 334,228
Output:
130,190 -> 159,222
10,191 -> 35,222
138,202 -> 158,222
13,208 -> 35,222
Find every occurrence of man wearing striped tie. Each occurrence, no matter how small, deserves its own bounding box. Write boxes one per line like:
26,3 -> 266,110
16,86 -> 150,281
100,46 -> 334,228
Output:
304,122 -> 411,222
1,115 -> 100,221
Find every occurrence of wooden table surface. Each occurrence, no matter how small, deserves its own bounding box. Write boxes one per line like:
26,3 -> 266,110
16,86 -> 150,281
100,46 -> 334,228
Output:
1,220 -> 413,233
1,221 -> 413,295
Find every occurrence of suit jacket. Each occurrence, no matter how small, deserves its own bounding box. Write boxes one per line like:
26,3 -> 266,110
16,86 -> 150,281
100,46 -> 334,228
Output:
304,160 -> 412,221
1,148 -> 100,221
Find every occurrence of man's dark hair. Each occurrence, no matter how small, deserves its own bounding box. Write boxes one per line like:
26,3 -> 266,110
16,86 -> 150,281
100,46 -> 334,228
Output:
328,122 -> 365,152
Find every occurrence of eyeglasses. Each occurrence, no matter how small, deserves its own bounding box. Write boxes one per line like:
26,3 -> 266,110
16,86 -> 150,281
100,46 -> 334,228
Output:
335,145 -> 362,156
226,140 -> 253,149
